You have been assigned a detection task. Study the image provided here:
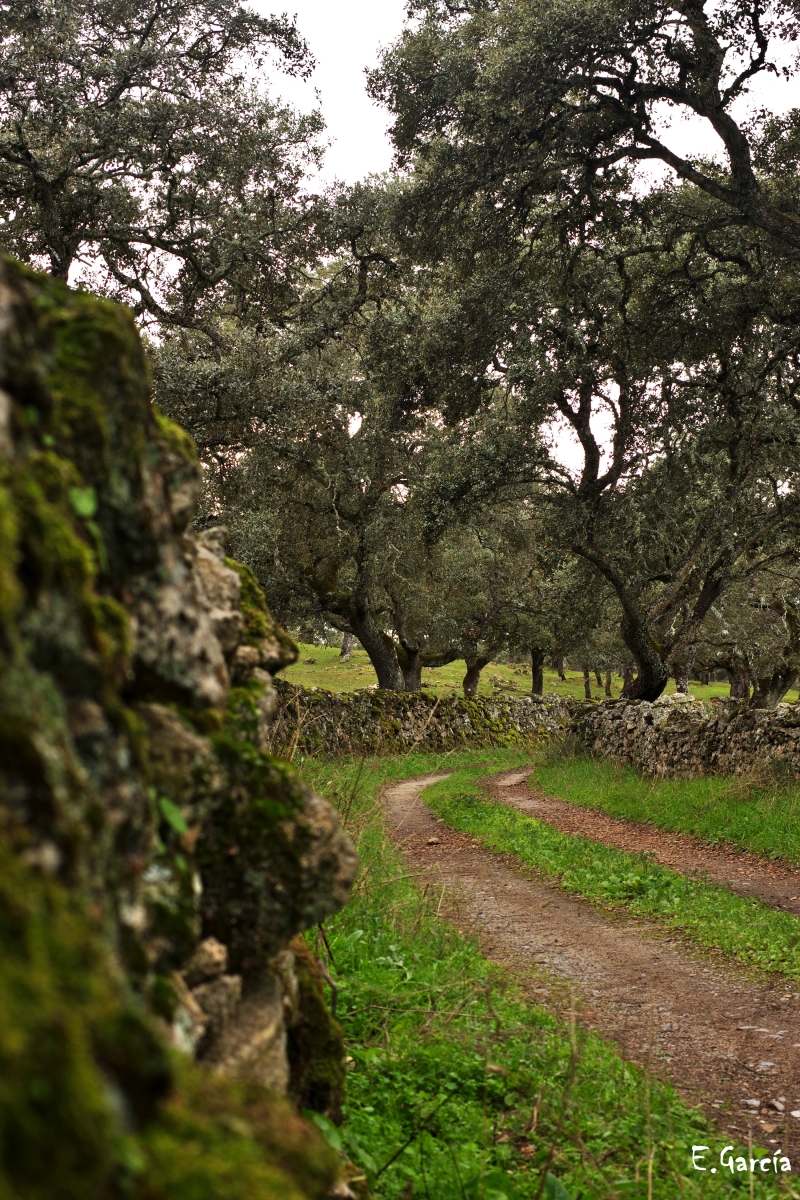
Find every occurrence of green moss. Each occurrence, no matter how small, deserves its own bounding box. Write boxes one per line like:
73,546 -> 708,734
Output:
225,558 -> 297,664
287,938 -> 346,1121
0,841 -> 170,1199
197,737 -> 308,969
152,405 -> 199,463
0,481 -> 21,631
136,1062 -> 340,1200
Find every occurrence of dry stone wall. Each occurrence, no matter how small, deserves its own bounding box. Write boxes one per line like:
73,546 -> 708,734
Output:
272,684 -> 800,781
270,682 -> 572,757
0,259 -> 356,1200
574,693 -> 800,779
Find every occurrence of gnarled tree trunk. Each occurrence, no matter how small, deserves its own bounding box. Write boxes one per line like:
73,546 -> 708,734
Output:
339,633 -> 353,662
462,654 -> 492,697
397,641 -> 422,691
348,608 -> 405,690
530,647 -> 545,695
620,616 -> 670,700
604,669 -> 612,697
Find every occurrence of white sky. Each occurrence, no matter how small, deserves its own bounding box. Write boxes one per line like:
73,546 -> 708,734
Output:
256,0 -> 409,184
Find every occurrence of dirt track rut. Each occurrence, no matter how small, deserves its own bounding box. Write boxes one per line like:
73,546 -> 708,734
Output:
384,771 -> 800,1155
493,769 -> 800,915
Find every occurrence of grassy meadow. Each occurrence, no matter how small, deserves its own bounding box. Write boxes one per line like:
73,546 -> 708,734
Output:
303,751 -> 792,1199
282,644 -> 800,703
533,755 -> 800,865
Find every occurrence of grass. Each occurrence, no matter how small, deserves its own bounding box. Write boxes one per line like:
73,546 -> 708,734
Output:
532,755 -> 800,865
283,644 -> 795,704
422,767 -> 800,981
301,749 -> 793,1199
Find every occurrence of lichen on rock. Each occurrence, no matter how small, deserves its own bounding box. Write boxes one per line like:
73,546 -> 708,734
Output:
0,258 -> 356,1198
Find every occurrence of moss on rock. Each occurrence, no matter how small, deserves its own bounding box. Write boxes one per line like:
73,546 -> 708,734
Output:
0,259 -> 355,1198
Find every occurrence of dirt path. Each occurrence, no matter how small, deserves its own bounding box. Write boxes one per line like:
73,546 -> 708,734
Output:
384,773 -> 800,1156
491,768 -> 800,915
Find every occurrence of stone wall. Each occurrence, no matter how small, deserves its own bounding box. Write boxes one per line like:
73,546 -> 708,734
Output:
271,683 -> 800,781
574,693 -> 800,779
269,682 -> 571,757
0,259 -> 356,1200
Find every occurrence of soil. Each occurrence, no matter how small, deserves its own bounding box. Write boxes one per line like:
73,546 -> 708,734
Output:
492,769 -> 800,915
383,771 -> 800,1159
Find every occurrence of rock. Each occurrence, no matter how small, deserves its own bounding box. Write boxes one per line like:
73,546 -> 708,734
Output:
184,937 -> 229,985
0,259 -> 348,1199
192,974 -> 243,1038
202,969 -> 290,1092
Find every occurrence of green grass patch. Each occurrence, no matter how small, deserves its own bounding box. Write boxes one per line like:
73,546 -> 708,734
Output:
422,767 -> 800,981
301,749 -> 789,1198
533,755 -> 800,865
283,644 -> 778,704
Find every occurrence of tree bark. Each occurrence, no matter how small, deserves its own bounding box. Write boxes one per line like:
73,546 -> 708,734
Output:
397,641 -> 422,691
604,669 -> 612,697
462,655 -> 492,697
530,647 -> 545,695
749,600 -> 800,709
673,662 -> 690,693
594,667 -> 602,688
727,662 -> 750,700
620,615 -> 671,701
555,656 -> 566,681
621,665 -> 634,695
348,608 -> 405,690
339,632 -> 353,662
582,666 -> 592,699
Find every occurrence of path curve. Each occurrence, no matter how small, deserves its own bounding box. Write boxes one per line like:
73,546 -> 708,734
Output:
490,769 -> 800,915
383,773 -> 800,1155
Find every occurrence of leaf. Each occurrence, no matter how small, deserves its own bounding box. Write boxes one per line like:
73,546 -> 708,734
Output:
465,1170 -> 523,1199
343,1129 -> 377,1175
158,797 -> 188,835
305,1110 -> 343,1153
544,1171 -> 573,1200
68,485 -> 98,519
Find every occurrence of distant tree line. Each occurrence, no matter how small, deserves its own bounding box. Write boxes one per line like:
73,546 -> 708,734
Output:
4,0 -> 800,705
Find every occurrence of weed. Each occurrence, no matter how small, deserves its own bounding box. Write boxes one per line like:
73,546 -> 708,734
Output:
301,751 -> 787,1199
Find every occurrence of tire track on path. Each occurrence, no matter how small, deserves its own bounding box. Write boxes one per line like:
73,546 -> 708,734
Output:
384,772 -> 800,1157
491,768 -> 800,915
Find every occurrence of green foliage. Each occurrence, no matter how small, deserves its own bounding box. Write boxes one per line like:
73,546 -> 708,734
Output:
0,0 -> 321,329
423,769 -> 800,979
534,755 -> 800,865
301,751 -> 784,1199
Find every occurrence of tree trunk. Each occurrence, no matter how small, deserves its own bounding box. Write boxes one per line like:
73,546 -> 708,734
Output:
462,655 -> 492,698
398,642 -> 422,691
621,666 -> 634,695
604,669 -> 612,697
594,667 -> 602,688
348,608 -> 404,690
700,668 -> 710,686
582,666 -> 592,699
555,656 -> 566,681
674,662 -> 690,693
339,632 -> 353,662
749,601 -> 800,709
727,663 -> 750,700
530,647 -> 545,695
620,616 -> 670,700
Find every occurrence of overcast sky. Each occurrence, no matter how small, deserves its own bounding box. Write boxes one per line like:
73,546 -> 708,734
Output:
255,0 -> 409,184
